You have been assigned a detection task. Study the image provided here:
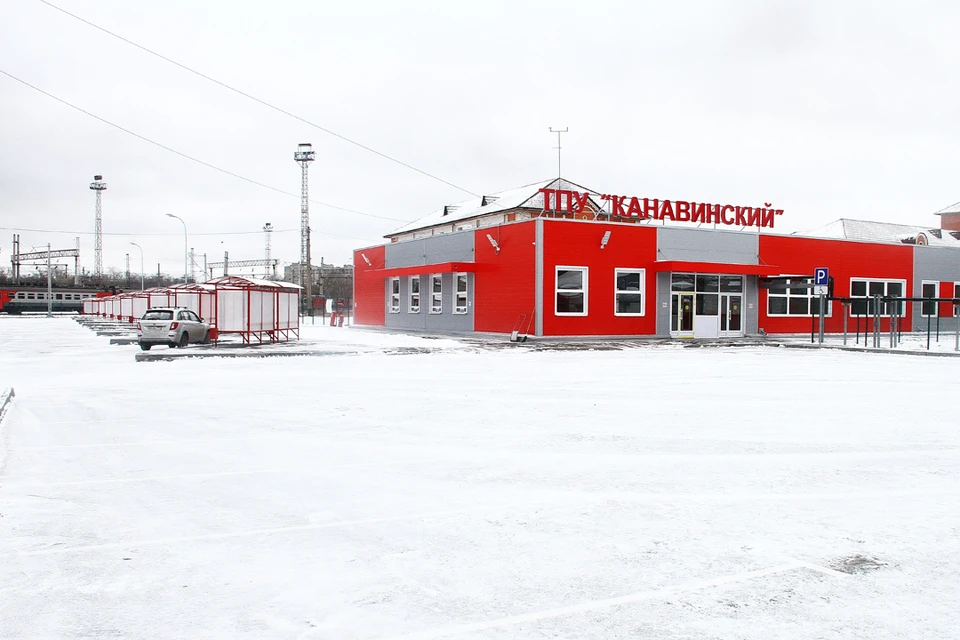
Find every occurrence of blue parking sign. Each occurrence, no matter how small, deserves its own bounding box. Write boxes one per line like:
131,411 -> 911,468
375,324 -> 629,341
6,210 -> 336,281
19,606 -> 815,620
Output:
815,267 -> 829,286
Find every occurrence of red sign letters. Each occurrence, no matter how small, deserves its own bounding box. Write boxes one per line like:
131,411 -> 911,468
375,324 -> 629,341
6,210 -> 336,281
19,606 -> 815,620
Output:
538,188 -> 784,229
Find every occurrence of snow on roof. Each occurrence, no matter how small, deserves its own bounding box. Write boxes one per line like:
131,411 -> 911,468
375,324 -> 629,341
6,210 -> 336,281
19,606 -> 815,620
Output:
796,218 -> 960,247
387,178 -> 601,237
204,276 -> 302,290
168,283 -> 216,292
933,200 -> 960,216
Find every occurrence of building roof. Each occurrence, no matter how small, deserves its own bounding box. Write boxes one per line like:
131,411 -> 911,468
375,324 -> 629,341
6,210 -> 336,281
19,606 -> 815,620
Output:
205,276 -> 302,290
933,201 -> 960,216
387,177 -> 602,237
797,218 -> 960,247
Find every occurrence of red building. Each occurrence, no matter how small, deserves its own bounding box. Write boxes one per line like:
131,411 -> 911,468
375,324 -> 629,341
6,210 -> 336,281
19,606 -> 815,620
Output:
354,179 -> 960,339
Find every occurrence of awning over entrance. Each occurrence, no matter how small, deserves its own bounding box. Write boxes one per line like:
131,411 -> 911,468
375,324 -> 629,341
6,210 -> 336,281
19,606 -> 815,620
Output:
653,260 -> 779,276
371,262 -> 477,278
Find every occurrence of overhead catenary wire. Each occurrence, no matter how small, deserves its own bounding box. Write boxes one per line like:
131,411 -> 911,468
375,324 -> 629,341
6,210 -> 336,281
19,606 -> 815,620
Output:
0,68 -> 413,225
0,224 -> 379,243
36,0 -> 480,198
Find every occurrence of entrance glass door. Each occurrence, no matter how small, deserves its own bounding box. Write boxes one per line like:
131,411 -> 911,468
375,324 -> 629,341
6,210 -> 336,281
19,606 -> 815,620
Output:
720,294 -> 743,337
671,293 -> 694,337
671,273 -> 745,338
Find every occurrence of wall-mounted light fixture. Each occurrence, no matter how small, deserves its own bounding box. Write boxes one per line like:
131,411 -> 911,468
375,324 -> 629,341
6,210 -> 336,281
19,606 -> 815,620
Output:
361,253 -> 372,266
486,233 -> 500,254
600,230 -> 612,249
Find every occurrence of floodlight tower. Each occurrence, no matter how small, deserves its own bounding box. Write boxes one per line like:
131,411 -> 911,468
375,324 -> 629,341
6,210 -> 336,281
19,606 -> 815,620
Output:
89,174 -> 107,281
294,143 -> 315,307
263,222 -> 274,278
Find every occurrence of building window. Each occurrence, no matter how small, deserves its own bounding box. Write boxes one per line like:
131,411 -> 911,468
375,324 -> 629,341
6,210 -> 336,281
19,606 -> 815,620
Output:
556,266 -> 587,316
767,277 -> 831,317
430,274 -> 442,314
454,274 -> 468,314
390,277 -> 400,313
849,278 -> 906,316
921,281 -> 938,317
614,269 -> 644,316
408,276 -> 420,313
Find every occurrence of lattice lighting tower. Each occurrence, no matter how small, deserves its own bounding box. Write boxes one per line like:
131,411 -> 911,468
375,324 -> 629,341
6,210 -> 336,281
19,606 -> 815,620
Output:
294,143 -> 315,306
89,174 -> 107,281
263,222 -> 274,278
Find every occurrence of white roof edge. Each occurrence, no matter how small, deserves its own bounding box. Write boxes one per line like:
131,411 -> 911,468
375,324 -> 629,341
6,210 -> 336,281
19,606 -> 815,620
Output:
386,177 -> 599,237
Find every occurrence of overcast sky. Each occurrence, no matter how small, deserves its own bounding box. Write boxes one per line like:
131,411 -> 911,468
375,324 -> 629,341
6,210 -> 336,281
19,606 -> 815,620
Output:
2,0 -> 959,279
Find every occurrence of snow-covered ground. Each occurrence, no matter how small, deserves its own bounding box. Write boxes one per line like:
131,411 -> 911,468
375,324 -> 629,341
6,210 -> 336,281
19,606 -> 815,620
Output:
1,316 -> 959,639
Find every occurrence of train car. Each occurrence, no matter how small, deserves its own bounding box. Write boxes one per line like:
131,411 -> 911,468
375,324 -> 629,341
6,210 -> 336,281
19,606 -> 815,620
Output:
0,287 -> 110,314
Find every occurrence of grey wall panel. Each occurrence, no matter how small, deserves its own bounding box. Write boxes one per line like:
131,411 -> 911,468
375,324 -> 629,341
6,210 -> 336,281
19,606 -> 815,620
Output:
656,271 -> 671,337
745,276 -> 759,335
657,228 -> 759,265
912,246 -> 960,331
385,232 -> 475,268
384,272 -> 474,333
382,231 -> 476,332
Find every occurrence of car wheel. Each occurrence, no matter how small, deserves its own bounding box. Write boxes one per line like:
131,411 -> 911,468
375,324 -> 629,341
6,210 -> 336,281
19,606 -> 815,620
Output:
178,332 -> 189,348
140,343 -> 151,351
201,331 -> 210,344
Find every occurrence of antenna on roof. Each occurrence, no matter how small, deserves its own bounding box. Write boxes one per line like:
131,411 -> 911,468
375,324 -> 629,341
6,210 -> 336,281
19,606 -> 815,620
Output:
549,127 -> 568,181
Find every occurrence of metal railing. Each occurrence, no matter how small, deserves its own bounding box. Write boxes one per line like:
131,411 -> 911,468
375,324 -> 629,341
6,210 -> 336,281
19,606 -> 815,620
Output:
808,295 -> 960,351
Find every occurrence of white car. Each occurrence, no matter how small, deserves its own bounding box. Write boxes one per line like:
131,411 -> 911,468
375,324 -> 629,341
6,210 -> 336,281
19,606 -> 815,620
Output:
137,307 -> 210,350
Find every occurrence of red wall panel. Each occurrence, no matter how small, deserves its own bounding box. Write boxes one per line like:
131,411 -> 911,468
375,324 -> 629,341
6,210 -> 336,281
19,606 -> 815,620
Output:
474,222 -> 537,333
939,281 -> 955,318
758,235 -> 915,333
352,245 -> 386,326
542,220 -> 658,336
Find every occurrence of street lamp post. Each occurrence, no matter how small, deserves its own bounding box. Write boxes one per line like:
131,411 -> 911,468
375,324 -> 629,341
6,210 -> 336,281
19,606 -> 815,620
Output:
129,242 -> 144,290
165,214 -> 188,283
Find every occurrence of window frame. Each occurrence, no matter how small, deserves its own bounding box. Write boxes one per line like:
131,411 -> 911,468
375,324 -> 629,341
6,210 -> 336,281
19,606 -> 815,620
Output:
920,280 -> 939,317
555,266 -> 588,317
454,274 -> 468,315
613,268 -> 645,317
408,275 -> 421,314
389,277 -> 400,314
848,277 -> 907,317
429,274 -> 443,314
766,276 -> 833,318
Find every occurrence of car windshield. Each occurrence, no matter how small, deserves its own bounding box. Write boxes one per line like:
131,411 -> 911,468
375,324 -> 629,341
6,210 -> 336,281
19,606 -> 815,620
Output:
143,310 -> 174,320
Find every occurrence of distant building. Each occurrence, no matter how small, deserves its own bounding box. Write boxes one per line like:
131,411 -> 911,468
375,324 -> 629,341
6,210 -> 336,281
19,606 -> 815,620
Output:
283,262 -> 319,284
284,262 -> 353,301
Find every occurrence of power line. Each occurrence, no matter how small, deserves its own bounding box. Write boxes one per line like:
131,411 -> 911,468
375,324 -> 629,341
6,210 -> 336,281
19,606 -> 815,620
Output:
0,68 -> 412,224
0,225 -> 378,242
36,0 -> 480,198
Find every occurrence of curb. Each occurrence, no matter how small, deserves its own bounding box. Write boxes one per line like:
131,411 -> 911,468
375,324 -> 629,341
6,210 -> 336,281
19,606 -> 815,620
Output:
772,342 -> 960,358
135,349 -> 359,362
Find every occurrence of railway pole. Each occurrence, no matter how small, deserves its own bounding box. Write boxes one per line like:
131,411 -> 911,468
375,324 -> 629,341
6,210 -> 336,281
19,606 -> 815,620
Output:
46,243 -> 52,317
